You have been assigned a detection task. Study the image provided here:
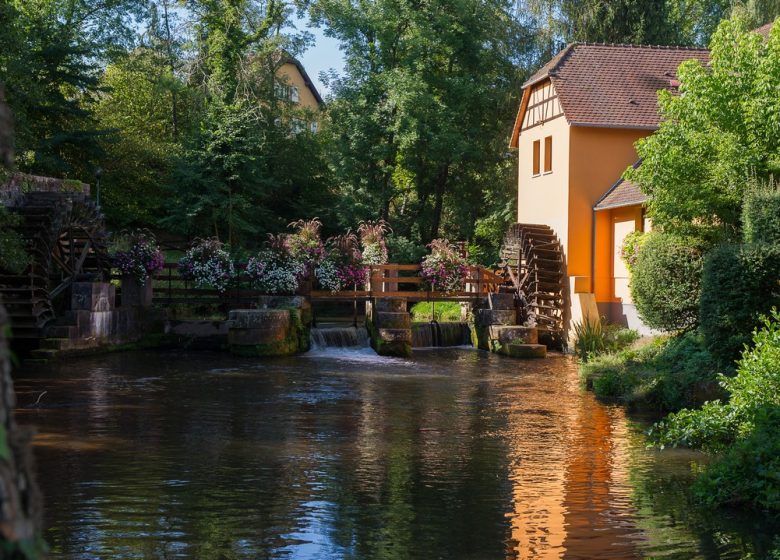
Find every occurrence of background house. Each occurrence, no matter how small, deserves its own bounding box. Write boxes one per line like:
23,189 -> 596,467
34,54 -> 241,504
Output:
274,54 -> 324,133
509,43 -> 710,334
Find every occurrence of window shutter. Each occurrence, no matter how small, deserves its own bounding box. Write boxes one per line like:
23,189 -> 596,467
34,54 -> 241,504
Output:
544,136 -> 552,173
532,140 -> 540,175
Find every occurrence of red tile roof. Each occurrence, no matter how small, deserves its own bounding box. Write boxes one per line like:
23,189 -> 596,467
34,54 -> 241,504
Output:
518,43 -> 709,134
594,161 -> 646,210
754,22 -> 774,40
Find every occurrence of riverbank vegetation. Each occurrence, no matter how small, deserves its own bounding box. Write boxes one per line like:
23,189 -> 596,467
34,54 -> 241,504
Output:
580,18 -> 780,512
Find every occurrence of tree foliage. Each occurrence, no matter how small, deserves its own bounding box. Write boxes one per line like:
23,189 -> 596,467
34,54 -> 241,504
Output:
630,233 -> 704,332
628,18 -> 780,243
303,0 -> 526,248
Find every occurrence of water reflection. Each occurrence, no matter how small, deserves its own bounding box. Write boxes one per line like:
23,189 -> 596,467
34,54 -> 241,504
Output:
12,349 -> 779,559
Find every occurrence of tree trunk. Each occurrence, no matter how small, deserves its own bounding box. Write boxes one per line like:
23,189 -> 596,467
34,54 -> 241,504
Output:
428,163 -> 450,242
0,88 -> 44,557
0,306 -> 44,557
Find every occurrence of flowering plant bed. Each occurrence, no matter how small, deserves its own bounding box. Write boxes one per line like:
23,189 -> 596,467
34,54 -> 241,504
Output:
420,239 -> 470,293
314,231 -> 369,292
246,248 -> 306,294
111,230 -> 164,285
178,238 -> 235,292
358,220 -> 390,265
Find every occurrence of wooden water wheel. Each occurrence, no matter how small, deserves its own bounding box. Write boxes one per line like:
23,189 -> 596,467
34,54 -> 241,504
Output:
499,223 -> 565,342
0,191 -> 109,338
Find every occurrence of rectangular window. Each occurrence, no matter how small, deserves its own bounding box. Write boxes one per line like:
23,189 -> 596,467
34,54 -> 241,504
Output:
274,82 -> 288,100
532,140 -> 540,176
290,86 -> 300,103
544,136 -> 553,173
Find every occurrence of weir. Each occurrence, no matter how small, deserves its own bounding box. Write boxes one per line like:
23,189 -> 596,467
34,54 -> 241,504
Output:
310,326 -> 370,349
411,322 -> 471,348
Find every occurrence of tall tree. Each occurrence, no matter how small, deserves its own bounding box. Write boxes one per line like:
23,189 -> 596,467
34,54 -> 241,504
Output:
0,0 -> 147,178
307,0 -> 530,243
517,0 -> 731,48
627,17 -> 780,243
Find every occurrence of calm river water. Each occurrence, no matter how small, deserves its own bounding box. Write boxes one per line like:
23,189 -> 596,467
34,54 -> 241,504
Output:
13,347 -> 780,559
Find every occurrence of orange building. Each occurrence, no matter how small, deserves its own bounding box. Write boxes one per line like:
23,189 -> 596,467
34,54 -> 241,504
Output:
509,44 -> 709,334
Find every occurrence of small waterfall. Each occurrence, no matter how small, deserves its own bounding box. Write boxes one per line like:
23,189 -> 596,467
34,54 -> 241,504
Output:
412,322 -> 471,348
310,326 -> 370,350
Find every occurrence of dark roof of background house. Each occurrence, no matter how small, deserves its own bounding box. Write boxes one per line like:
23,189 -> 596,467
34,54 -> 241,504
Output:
280,53 -> 324,105
522,43 -> 710,130
594,160 -> 646,210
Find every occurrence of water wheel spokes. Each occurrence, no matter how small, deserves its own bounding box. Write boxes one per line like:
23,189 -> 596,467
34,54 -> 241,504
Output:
499,223 -> 565,340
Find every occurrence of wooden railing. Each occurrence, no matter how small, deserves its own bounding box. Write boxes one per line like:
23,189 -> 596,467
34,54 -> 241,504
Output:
129,263 -> 505,307
310,264 -> 505,301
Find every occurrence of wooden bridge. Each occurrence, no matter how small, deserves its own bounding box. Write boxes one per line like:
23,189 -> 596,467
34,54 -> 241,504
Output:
150,263 -> 506,307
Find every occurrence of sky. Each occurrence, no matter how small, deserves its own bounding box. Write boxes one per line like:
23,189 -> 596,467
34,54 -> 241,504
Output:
290,16 -> 346,98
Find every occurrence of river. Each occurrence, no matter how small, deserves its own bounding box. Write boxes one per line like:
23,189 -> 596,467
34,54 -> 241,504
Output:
13,347 -> 780,559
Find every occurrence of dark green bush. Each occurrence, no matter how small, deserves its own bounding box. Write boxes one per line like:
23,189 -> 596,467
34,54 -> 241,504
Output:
743,187 -> 780,245
0,205 -> 28,273
630,233 -> 704,332
694,406 -> 780,510
700,243 -> 780,365
581,331 -> 721,412
654,311 -> 780,509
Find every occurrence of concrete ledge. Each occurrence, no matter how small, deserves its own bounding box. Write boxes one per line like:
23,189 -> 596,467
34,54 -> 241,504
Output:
376,312 -> 411,329
375,298 -> 406,313
487,293 -> 515,310
503,343 -> 547,359
377,328 -> 412,343
488,326 -> 538,345
475,309 -> 516,326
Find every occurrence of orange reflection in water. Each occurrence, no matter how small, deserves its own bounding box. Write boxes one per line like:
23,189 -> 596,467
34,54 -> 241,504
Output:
503,359 -> 642,560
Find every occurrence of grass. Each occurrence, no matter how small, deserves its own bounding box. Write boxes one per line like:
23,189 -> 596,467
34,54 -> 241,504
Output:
579,331 -> 726,413
409,301 -> 462,322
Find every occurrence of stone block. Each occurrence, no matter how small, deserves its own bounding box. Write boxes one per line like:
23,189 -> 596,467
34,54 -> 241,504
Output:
504,343 -> 547,359
487,293 -> 515,310
228,309 -> 290,330
377,328 -> 412,343
40,338 -> 72,351
71,282 -> 114,312
488,326 -> 538,345
375,298 -> 407,313
228,326 -> 287,346
256,295 -> 306,309
475,309 -> 516,326
376,311 -> 411,329
121,275 -> 153,307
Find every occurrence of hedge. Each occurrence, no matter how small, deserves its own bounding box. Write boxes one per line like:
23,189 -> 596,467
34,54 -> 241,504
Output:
742,188 -> 780,245
630,233 -> 704,332
699,243 -> 780,365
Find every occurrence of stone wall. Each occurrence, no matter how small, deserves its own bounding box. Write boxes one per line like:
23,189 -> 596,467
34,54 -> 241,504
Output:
227,297 -> 312,357
367,298 -> 412,357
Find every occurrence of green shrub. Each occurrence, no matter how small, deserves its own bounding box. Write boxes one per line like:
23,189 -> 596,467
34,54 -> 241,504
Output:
630,233 -> 704,332
587,353 -> 641,398
619,230 -> 648,271
581,331 -> 721,411
700,243 -> 780,365
573,319 -> 639,361
386,234 -> 426,264
743,185 -> 780,245
694,406 -> 780,510
0,206 -> 28,273
681,311 -> 780,510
